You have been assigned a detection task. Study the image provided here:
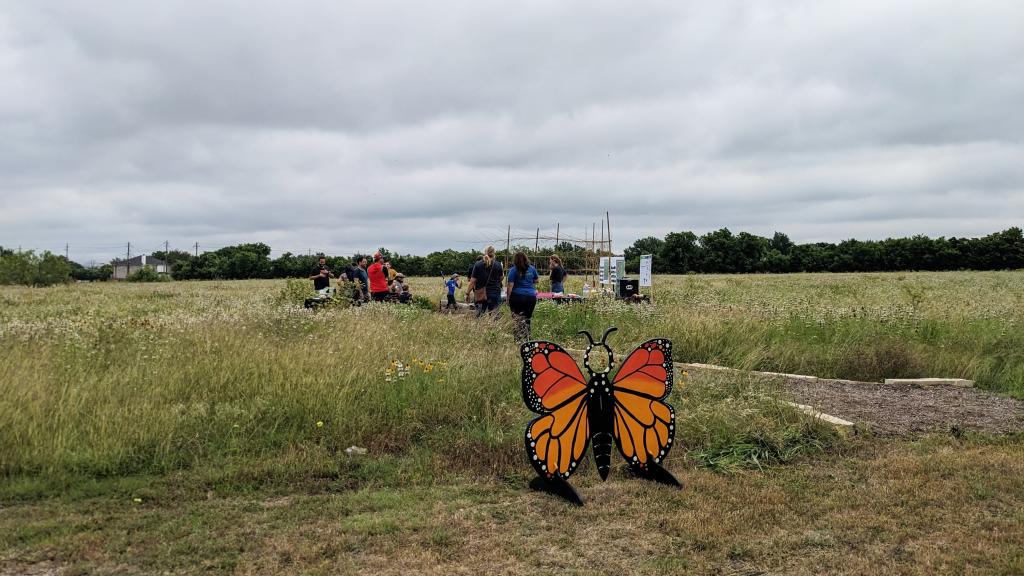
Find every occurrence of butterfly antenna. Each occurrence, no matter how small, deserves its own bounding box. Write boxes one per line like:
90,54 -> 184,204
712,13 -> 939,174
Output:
600,327 -> 618,345
577,330 -> 596,346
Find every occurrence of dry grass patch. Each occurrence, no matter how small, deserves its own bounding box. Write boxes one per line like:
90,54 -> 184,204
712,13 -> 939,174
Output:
4,438 -> 1021,575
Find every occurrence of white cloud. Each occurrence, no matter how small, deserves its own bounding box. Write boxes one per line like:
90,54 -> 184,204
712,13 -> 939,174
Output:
1,0 -> 1022,263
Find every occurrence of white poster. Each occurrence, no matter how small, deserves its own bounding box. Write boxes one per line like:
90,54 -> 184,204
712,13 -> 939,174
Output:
639,254 -> 653,287
600,256 -> 625,285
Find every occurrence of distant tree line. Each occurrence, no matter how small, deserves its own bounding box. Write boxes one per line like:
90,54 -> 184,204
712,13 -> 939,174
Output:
3,227 -> 1021,285
157,244 -> 488,281
623,227 -> 1024,274
157,242 -> 594,281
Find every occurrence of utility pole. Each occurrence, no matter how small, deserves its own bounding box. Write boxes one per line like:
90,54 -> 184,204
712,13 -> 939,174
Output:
535,228 -> 540,253
65,243 -> 69,261
126,242 -> 131,277
605,211 -> 612,256
505,226 -> 511,269
194,242 -> 199,257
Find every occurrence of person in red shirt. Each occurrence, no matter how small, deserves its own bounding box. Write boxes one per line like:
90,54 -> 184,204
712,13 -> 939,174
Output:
367,251 -> 390,301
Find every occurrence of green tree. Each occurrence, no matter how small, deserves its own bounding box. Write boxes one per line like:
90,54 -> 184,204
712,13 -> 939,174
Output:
0,251 -> 34,285
736,232 -> 770,272
699,228 -> 743,273
624,236 -> 665,273
661,231 -> 701,273
0,250 -> 71,286
151,250 -> 193,273
769,232 -> 794,255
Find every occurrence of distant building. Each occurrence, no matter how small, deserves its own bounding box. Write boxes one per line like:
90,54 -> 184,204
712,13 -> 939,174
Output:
110,255 -> 169,279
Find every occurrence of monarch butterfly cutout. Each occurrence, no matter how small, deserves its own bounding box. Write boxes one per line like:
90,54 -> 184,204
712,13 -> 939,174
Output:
521,327 -> 681,505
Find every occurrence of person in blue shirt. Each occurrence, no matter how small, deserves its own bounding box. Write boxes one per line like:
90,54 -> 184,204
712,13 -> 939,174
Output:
444,274 -> 461,309
506,251 -> 539,341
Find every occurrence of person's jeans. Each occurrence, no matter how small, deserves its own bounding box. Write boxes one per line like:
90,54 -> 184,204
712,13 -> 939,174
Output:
508,292 -> 537,341
476,293 -> 500,317
446,294 -> 457,309
551,281 -> 564,294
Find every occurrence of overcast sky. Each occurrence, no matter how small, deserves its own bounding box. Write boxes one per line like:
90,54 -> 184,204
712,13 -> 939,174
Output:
1,1 -> 1022,264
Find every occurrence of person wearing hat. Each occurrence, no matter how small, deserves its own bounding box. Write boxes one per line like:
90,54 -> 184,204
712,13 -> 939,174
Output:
391,272 -> 407,295
367,251 -> 389,302
444,273 -> 461,310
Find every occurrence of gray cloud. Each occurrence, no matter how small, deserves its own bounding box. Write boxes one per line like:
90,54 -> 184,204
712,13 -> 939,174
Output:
1,1 -> 1023,264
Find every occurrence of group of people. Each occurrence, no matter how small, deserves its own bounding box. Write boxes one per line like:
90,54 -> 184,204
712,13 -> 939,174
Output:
311,247 -> 568,341
309,252 -> 412,304
445,246 -> 566,341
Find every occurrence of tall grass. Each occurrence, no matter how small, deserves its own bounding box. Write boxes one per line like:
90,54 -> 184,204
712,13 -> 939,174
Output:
0,271 -> 1019,489
522,271 -> 1024,395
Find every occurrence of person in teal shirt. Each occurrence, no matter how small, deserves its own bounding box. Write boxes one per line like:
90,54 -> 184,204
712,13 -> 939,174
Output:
506,251 -> 538,341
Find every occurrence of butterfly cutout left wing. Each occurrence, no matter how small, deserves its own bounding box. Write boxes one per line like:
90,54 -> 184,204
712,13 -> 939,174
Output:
520,341 -> 590,479
610,339 -> 676,469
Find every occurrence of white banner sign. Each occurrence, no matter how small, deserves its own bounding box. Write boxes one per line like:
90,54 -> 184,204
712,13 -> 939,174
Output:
639,254 -> 653,287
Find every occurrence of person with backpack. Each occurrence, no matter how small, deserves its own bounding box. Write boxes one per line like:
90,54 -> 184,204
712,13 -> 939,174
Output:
507,251 -> 539,341
467,246 -> 503,317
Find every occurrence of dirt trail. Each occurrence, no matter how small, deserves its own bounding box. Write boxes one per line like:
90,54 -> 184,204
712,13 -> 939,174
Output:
682,364 -> 1024,436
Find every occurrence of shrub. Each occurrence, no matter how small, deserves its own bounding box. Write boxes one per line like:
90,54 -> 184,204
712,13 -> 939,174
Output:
412,295 -> 435,310
126,266 -> 170,283
275,278 -> 316,305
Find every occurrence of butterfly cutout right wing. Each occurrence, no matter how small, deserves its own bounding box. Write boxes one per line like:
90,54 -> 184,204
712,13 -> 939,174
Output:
610,339 -> 676,470
520,341 -> 590,480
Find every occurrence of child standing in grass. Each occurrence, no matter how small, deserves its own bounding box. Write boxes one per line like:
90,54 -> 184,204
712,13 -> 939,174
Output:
445,274 -> 461,309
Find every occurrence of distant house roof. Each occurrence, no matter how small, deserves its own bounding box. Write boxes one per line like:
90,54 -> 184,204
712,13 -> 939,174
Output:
111,254 -> 168,268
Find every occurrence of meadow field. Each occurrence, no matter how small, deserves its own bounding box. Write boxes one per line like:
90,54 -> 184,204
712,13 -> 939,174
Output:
1,272 -> 1023,574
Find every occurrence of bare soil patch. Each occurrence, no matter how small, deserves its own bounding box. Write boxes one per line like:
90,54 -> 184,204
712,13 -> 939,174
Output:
677,360 -> 1024,436
781,377 -> 1024,435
